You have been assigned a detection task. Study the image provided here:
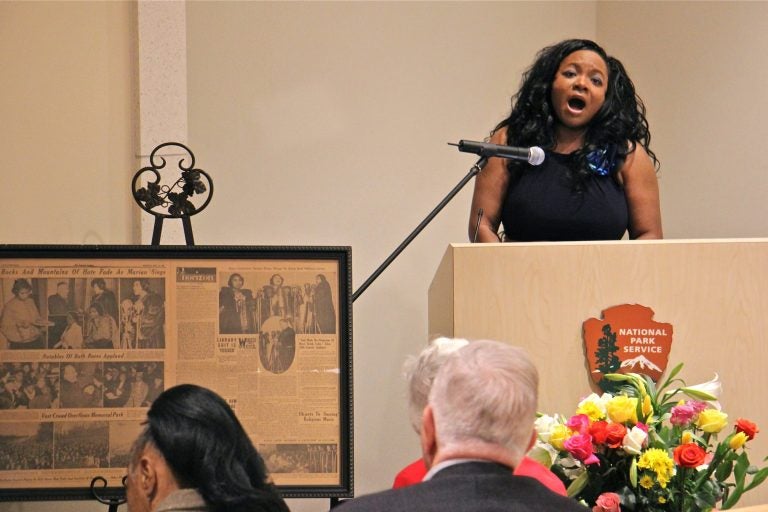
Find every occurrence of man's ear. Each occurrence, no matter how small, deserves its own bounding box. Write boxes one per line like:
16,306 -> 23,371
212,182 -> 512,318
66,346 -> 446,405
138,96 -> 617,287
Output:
527,429 -> 537,451
420,405 -> 438,469
138,453 -> 159,502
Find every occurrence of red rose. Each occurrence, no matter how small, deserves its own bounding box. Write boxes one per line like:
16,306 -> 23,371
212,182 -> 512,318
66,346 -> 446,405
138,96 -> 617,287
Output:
673,442 -> 706,468
590,421 -> 609,445
736,418 -> 759,441
605,423 -> 627,448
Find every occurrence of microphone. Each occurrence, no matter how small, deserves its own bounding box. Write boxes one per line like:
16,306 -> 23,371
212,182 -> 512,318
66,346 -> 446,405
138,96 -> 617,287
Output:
450,140 -> 545,166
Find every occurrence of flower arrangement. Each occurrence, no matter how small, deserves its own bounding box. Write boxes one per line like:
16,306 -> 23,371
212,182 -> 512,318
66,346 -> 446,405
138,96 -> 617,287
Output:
531,364 -> 768,511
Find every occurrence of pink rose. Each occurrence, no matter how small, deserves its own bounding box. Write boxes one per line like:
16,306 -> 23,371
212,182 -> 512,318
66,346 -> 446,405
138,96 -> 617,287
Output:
593,492 -> 621,512
690,401 -> 708,413
564,433 -> 600,465
670,403 -> 697,426
567,414 -> 591,435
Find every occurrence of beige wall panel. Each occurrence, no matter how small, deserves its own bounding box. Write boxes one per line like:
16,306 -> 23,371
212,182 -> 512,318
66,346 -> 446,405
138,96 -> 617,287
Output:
0,1 -> 138,245
597,2 -> 768,239
430,239 -> 768,506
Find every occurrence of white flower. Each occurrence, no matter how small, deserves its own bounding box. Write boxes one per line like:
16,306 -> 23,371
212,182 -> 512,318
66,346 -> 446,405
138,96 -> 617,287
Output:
680,373 -> 722,410
534,414 -> 558,442
622,426 -> 648,455
577,393 -> 609,417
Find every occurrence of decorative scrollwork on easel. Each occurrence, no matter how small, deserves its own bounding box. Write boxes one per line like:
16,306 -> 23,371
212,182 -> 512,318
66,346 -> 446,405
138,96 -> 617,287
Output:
89,475 -> 127,512
131,142 -> 213,245
132,142 -> 213,218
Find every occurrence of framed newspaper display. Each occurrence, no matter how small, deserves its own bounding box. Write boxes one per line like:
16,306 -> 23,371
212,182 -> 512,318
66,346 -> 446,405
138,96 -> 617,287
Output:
0,245 -> 353,501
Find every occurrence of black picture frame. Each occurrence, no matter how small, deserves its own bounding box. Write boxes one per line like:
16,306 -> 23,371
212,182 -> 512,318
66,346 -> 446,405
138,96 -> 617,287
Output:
0,245 -> 353,502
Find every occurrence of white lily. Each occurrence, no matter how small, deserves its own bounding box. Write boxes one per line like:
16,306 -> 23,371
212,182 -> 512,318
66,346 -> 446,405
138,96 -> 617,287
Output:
679,373 -> 722,410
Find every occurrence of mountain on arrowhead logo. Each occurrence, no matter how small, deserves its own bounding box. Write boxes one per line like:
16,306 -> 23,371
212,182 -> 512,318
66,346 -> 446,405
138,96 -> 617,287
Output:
583,304 -> 673,390
620,355 -> 662,372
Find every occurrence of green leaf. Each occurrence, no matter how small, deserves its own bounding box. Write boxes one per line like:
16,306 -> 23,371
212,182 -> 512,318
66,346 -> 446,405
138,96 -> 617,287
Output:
679,387 -> 718,401
641,374 -> 656,395
658,362 -> 684,394
527,446 -> 552,468
722,482 -> 744,510
745,467 -> 768,492
734,452 -> 750,485
630,457 -> 637,488
566,470 -> 589,498
715,459 -> 734,481
603,373 -> 632,382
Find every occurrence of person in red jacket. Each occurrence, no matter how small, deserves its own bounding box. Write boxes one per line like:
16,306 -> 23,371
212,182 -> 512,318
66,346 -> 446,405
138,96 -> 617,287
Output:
392,337 -> 566,495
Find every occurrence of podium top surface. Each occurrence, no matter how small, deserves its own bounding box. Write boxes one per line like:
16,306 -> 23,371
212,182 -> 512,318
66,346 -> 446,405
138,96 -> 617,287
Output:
447,237 -> 768,249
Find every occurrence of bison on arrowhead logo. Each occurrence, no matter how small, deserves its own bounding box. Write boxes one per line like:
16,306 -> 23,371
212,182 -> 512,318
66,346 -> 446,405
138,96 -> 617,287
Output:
583,304 -> 673,391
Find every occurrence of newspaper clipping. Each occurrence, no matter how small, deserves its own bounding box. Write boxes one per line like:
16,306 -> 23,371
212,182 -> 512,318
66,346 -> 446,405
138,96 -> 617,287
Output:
0,257 -> 341,490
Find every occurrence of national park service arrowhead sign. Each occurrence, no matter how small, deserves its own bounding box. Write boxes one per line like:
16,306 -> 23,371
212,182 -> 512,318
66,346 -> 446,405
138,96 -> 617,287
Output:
583,304 -> 673,388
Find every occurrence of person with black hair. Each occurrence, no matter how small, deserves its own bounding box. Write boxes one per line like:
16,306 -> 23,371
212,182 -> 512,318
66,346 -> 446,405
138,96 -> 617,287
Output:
90,278 -> 119,322
85,303 -> 118,349
130,279 -> 165,349
219,273 -> 255,334
469,39 -> 662,243
313,274 -> 335,334
125,384 -> 288,512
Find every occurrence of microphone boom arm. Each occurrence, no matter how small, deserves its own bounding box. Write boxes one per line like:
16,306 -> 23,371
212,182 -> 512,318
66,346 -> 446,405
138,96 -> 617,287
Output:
352,156 -> 487,302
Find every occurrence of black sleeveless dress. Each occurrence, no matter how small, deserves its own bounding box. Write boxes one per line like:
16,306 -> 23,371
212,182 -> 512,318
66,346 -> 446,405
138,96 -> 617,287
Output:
501,151 -> 628,241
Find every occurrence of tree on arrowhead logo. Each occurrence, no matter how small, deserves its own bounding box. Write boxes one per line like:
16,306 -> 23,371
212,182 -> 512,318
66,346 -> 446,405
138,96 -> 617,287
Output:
583,304 -> 673,391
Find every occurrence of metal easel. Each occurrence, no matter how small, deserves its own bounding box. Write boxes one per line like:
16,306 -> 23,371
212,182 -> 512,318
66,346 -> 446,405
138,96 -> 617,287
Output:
131,141 -> 214,246
88,142 -> 213,511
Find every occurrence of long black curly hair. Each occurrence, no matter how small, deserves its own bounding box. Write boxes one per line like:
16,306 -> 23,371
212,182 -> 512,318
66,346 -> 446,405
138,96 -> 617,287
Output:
495,39 -> 658,188
135,384 -> 289,512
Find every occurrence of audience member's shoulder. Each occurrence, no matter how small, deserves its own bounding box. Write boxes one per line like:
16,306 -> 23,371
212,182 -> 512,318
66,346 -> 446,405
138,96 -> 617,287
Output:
335,473 -> 587,512
513,476 -> 587,511
332,487 -> 407,512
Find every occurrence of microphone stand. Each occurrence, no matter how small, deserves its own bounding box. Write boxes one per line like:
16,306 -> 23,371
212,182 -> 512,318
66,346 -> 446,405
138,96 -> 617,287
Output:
352,156 -> 487,302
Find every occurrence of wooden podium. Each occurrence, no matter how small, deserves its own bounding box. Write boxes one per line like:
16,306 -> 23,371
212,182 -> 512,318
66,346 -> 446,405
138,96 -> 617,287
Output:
429,239 -> 768,507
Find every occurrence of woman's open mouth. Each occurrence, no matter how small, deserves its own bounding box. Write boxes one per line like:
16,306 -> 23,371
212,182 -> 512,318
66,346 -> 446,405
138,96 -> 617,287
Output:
567,97 -> 586,112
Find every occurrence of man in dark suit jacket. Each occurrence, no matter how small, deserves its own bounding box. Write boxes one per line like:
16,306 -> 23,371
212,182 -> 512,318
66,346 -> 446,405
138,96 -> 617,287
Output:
334,340 -> 586,512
